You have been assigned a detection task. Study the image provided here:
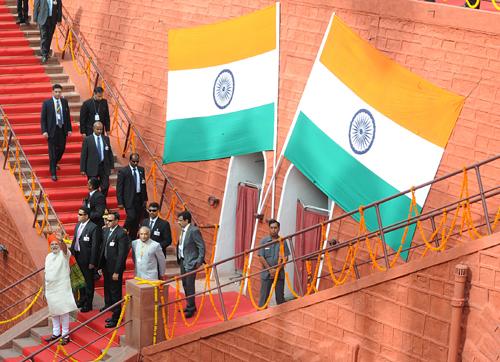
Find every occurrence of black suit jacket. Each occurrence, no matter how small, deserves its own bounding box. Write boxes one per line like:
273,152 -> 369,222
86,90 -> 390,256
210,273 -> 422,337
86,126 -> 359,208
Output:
116,166 -> 148,208
40,97 -> 72,138
79,98 -> 110,136
83,191 -> 106,229
80,134 -> 114,176
141,217 -> 172,250
70,221 -> 101,267
99,226 -> 129,274
176,224 -> 205,271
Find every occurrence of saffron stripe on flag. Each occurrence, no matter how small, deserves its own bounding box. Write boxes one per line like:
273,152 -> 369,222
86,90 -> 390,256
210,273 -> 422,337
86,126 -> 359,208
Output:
168,4 -> 277,70
320,16 -> 464,148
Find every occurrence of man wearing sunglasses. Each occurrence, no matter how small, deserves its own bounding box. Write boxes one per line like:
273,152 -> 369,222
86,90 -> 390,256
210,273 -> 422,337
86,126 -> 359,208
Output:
98,212 -> 129,328
141,202 -> 172,257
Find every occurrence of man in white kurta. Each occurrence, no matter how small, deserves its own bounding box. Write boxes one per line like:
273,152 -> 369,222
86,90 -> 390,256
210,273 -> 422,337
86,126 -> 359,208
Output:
44,234 -> 78,345
132,226 -> 166,280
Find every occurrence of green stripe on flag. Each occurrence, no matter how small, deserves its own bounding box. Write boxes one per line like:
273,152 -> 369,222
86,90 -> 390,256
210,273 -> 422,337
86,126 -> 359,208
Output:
284,112 -> 420,260
163,103 -> 275,163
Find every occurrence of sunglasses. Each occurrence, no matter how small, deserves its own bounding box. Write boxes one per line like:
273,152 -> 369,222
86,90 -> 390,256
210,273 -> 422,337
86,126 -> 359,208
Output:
148,209 -> 158,212
78,213 -> 86,216
106,219 -> 115,223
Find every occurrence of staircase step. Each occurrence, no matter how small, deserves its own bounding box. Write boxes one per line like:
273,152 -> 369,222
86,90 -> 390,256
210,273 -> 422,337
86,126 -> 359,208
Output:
0,12 -> 15,21
51,197 -> 120,212
0,22 -> 18,31
18,133 -> 83,146
43,188 -> 117,202
0,29 -> 23,37
11,337 -> 38,354
0,83 -> 52,95
29,326 -> 52,342
0,37 -> 28,46
0,93 -> 50,105
26,152 -> 82,166
6,110 -> 80,121
22,142 -> 82,155
31,164 -> 81,177
0,72 -> 49,84
0,348 -> 22,361
0,64 -> 46,75
39,176 -> 87,190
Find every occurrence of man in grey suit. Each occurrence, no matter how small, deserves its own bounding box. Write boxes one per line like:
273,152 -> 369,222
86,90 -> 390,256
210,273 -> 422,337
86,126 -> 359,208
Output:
176,211 -> 205,318
33,0 -> 62,64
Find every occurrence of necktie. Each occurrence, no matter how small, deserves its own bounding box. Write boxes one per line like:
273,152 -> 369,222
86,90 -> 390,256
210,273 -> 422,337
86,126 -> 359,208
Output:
104,229 -> 113,259
56,100 -> 62,127
96,136 -> 103,162
75,223 -> 84,251
178,228 -> 184,259
133,168 -> 140,193
149,219 -> 154,229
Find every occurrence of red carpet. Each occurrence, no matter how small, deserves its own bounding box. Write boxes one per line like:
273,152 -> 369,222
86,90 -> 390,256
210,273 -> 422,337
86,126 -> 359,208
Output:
0,5 -> 136,361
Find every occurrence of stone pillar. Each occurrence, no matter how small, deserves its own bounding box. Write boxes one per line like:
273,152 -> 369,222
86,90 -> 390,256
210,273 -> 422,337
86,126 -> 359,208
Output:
125,279 -> 169,349
448,264 -> 468,362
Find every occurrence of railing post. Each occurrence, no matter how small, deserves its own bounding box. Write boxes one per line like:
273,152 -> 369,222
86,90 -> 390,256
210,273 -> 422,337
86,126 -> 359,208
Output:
212,265 -> 228,321
430,216 -> 440,249
121,124 -> 131,157
3,130 -> 12,169
61,27 -> 71,60
93,73 -> 100,91
474,165 -> 492,235
287,237 -> 304,296
158,179 -> 168,210
32,190 -> 43,228
374,204 -> 391,269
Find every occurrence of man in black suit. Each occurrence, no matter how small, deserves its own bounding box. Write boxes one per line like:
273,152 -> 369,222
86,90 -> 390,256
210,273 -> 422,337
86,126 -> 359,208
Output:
70,207 -> 101,313
141,202 -> 172,257
116,153 -> 148,239
80,121 -> 114,196
98,212 -> 129,328
33,0 -> 62,64
40,84 -> 72,181
16,0 -> 29,25
83,178 -> 106,229
176,211 -> 205,318
79,87 -> 111,136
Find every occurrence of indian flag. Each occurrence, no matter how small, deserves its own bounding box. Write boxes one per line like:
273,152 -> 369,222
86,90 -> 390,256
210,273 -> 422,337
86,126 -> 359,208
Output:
163,4 -> 279,163
283,15 -> 464,259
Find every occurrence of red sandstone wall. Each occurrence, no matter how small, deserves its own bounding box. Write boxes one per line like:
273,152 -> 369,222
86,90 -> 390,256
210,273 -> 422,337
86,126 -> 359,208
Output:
0,196 -> 44,334
143,238 -> 500,361
60,0 -> 500,295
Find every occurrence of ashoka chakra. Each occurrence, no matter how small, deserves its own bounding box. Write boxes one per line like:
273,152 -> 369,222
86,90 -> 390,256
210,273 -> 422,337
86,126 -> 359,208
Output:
349,109 -> 376,155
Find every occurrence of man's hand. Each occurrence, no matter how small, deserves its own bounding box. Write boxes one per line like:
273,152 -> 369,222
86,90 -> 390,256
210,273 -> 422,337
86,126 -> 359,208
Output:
112,273 -> 119,281
67,131 -> 72,137
117,204 -> 124,209
42,132 -> 48,139
269,268 -> 276,278
89,264 -> 94,269
81,172 -> 86,176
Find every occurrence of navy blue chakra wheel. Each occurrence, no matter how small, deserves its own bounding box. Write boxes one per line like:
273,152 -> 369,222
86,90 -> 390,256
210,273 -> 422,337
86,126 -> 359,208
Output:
213,69 -> 235,109
349,109 -> 376,155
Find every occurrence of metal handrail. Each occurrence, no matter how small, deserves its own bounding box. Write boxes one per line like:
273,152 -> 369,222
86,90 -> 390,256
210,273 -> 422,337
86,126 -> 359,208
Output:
0,289 -> 42,315
0,107 -> 66,235
158,183 -> 499,308
21,296 -> 130,362
54,7 -> 196,223
0,266 -> 44,295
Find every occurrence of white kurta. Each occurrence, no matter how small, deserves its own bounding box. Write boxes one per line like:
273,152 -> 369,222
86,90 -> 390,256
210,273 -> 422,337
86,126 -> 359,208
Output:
132,239 -> 166,280
44,250 -> 78,316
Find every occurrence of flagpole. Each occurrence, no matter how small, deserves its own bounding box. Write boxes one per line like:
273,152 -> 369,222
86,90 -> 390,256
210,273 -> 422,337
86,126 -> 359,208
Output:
271,2 -> 281,219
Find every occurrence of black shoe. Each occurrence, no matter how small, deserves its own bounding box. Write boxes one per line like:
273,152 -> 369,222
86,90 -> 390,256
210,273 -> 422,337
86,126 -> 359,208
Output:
184,309 -> 196,318
44,334 -> 61,342
16,19 -> 25,24
105,317 -> 113,323
41,56 -> 48,64
51,175 -> 57,181
105,321 -> 117,328
61,336 -> 70,345
80,307 -> 91,313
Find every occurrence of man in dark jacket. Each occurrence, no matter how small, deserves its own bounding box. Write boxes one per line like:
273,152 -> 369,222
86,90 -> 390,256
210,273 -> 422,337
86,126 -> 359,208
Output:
83,178 -> 106,229
79,87 -> 111,136
99,212 -> 129,328
80,121 -> 114,196
70,207 -> 101,312
141,202 -> 172,256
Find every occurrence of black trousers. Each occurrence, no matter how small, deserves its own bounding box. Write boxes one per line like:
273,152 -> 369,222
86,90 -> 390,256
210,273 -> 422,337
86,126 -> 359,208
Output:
47,126 -> 66,176
17,0 -> 28,21
124,194 -> 144,239
258,277 -> 285,307
179,261 -> 197,312
87,163 -> 109,197
103,265 -> 123,322
39,15 -> 57,57
74,252 -> 95,310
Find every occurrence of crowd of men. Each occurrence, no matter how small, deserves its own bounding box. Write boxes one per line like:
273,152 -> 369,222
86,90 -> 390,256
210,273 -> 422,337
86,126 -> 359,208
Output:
39,83 -> 207,338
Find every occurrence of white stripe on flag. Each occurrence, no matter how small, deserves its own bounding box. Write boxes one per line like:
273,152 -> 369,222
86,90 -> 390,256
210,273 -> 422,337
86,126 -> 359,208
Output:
167,50 -> 278,121
300,63 -> 443,206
